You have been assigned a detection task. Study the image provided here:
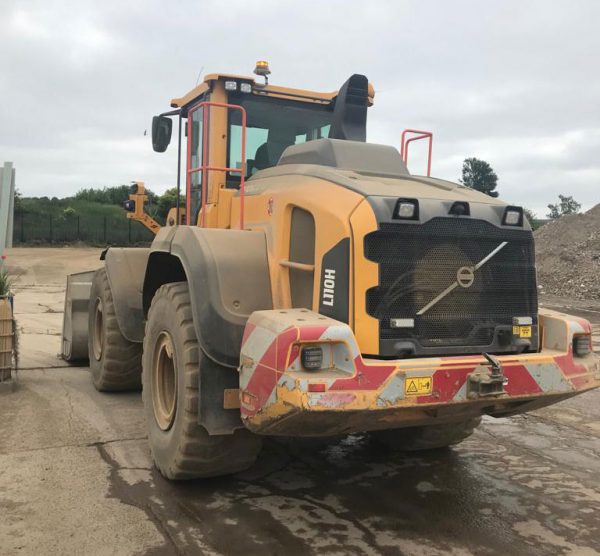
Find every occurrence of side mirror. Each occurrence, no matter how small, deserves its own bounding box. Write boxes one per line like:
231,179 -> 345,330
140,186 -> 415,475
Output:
152,115 -> 172,152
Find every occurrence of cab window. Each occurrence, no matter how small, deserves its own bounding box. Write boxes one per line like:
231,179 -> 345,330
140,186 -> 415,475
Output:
227,95 -> 333,185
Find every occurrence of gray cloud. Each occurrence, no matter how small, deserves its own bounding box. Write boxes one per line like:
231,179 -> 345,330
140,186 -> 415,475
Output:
1,0 -> 599,215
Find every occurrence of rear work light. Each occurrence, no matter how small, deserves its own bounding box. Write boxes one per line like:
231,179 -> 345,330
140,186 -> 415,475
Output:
573,335 -> 592,357
502,206 -> 524,226
393,198 -> 419,220
300,346 -> 323,370
224,80 -> 237,91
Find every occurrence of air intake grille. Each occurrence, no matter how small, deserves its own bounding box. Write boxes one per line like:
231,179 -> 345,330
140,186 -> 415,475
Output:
365,218 -> 537,349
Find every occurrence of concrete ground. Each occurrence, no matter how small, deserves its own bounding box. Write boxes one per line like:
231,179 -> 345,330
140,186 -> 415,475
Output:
1,247 -> 599,556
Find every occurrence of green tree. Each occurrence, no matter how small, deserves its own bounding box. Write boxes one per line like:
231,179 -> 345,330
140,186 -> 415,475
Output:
156,188 -> 184,221
460,158 -> 499,197
546,194 -> 581,219
74,185 -> 157,206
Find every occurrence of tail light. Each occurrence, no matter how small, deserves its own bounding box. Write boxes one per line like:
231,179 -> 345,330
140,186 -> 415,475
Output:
300,346 -> 323,370
292,342 -> 354,376
573,334 -> 592,357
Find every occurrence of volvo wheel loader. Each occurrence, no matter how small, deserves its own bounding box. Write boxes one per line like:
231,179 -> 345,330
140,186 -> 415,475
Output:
62,62 -> 600,479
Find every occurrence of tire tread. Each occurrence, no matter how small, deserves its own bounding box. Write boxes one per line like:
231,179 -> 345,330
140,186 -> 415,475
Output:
89,268 -> 142,392
143,282 -> 260,479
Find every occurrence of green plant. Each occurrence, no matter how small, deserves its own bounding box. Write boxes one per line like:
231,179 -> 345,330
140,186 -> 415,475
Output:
0,268 -> 12,297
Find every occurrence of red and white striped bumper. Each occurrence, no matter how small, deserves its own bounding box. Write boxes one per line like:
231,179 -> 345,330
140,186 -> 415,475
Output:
238,309 -> 600,436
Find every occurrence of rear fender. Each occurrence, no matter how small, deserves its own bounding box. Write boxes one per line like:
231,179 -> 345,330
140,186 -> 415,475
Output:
104,248 -> 150,343
144,226 -> 273,435
146,226 -> 273,369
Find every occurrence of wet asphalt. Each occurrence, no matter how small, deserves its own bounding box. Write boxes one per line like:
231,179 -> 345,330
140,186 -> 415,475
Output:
102,404 -> 600,556
97,303 -> 600,556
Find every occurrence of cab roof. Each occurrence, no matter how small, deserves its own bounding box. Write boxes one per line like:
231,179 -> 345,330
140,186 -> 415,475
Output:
170,72 -> 375,109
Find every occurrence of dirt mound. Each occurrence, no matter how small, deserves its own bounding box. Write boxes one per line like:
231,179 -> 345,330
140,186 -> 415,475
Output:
535,204 -> 600,301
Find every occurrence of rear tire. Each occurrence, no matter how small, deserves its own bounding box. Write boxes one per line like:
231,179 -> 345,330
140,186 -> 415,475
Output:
372,418 -> 481,451
142,282 -> 261,480
88,268 -> 142,392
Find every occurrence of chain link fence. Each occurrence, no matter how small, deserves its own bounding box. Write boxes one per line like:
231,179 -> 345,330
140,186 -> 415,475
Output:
13,212 -> 155,245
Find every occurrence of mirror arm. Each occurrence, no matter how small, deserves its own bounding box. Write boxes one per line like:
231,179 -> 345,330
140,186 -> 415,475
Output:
160,108 -> 181,117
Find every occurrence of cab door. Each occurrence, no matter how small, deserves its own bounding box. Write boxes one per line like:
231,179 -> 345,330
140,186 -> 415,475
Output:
186,101 -> 205,225
185,82 -> 230,227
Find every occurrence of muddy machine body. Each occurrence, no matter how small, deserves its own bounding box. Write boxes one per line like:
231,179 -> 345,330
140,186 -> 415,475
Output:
62,64 -> 600,478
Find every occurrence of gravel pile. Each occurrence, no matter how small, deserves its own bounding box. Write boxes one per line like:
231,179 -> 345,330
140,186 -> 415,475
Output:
534,204 -> 600,301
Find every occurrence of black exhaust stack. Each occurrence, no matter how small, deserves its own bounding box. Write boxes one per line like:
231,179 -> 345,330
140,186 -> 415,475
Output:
328,74 -> 369,142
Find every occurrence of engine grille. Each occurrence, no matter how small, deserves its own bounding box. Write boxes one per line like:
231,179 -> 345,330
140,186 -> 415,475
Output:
365,218 -> 537,350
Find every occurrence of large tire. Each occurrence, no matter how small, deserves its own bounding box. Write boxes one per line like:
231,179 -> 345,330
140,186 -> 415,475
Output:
372,417 -> 481,451
142,282 -> 261,480
88,268 -> 142,392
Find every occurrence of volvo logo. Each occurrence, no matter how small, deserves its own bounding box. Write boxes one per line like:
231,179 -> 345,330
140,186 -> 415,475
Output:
457,266 -> 475,288
417,241 -> 508,316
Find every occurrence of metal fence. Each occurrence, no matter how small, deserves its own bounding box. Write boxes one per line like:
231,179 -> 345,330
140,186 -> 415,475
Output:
13,212 -> 155,245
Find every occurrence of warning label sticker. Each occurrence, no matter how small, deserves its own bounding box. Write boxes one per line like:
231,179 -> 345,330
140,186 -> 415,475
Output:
519,325 -> 532,338
513,325 -> 532,338
405,377 -> 433,396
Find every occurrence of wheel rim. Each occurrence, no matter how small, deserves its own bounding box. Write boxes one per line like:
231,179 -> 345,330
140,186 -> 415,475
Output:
92,298 -> 104,361
152,331 -> 177,431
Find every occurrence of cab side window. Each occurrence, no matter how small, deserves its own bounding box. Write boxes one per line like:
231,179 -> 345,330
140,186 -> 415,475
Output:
188,106 -> 204,224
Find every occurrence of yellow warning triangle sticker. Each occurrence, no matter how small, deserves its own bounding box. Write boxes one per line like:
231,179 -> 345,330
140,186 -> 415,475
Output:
407,380 -> 418,393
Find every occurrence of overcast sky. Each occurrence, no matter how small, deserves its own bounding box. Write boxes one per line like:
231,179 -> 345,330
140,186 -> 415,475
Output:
1,0 -> 599,216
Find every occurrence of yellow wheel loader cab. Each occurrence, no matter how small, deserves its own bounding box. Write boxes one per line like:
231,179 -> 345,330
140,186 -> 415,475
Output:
61,64 -> 600,479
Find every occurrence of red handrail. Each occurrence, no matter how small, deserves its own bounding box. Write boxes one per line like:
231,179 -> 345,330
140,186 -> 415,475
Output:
186,101 -> 247,229
401,128 -> 433,177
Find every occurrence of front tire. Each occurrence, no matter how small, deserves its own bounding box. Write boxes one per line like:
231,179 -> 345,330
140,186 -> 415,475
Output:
142,282 -> 261,479
372,418 -> 481,451
88,268 -> 142,392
